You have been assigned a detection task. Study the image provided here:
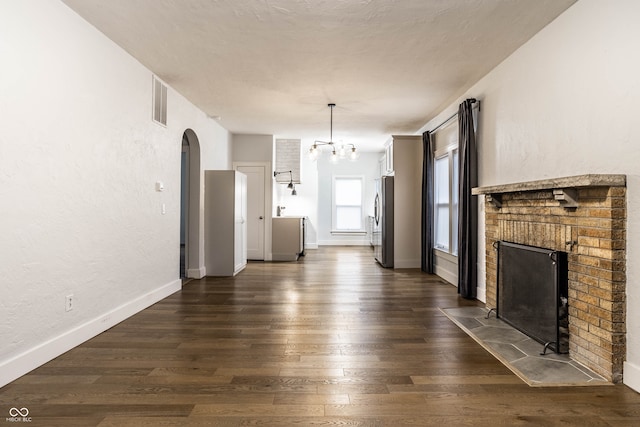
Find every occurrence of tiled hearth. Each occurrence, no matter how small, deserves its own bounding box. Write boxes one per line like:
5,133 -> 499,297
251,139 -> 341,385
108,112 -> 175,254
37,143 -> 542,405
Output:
441,307 -> 608,386
473,175 -> 626,383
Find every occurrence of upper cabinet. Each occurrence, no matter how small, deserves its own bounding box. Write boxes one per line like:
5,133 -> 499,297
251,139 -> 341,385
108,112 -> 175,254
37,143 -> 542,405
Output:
380,139 -> 394,176
385,141 -> 394,175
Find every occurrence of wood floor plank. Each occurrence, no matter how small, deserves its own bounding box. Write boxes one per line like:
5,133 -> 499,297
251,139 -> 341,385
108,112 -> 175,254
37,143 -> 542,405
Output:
324,402 -> 460,417
272,392 -> 350,405
190,403 -> 324,417
1,247 -> 640,426
278,368 -> 345,377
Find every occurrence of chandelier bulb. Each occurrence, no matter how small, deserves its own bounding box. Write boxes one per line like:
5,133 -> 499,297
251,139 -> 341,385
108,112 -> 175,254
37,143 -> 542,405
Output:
308,104 -> 357,162
338,145 -> 346,158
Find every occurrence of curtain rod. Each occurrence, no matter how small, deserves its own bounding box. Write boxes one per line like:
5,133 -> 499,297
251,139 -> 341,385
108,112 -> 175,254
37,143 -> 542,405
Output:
429,98 -> 479,134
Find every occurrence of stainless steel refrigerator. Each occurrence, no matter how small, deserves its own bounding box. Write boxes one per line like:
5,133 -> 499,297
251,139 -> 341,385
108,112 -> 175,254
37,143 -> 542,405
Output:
373,175 -> 394,268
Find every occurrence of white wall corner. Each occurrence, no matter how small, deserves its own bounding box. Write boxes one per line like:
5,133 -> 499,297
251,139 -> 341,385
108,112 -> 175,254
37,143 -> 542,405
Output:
187,267 -> 206,279
0,280 -> 181,388
623,361 -> 640,393
476,263 -> 487,303
476,286 -> 487,303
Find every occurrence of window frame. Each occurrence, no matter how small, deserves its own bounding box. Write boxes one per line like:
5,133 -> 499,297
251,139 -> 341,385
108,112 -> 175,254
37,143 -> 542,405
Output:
331,175 -> 366,234
433,144 -> 459,256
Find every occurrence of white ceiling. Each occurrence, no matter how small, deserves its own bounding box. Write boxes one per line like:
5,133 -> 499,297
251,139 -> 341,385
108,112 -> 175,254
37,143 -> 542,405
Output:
61,0 -> 576,152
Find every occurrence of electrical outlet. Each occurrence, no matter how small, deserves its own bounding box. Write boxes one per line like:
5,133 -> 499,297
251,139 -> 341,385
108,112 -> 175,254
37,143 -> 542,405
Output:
65,294 -> 74,312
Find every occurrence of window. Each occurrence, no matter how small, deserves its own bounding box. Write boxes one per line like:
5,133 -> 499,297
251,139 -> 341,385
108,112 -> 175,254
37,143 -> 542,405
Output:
434,148 -> 459,255
332,176 -> 364,232
434,156 -> 450,251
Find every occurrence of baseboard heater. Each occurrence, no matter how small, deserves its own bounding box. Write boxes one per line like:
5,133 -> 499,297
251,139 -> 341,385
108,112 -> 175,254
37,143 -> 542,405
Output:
497,241 -> 569,354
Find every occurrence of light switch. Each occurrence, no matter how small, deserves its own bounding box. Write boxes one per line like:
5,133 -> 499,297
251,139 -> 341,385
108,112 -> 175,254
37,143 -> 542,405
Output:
161,203 -> 166,215
156,181 -> 164,192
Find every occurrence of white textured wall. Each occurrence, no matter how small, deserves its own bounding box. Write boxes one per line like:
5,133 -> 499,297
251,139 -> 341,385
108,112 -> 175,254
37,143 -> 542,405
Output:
316,152 -> 380,246
276,142 -> 319,247
232,133 -> 274,260
0,0 -> 231,386
419,0 -> 640,391
233,134 -> 274,163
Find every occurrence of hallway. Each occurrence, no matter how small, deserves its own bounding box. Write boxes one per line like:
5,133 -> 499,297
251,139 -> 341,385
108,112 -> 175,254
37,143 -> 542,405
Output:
1,247 -> 639,426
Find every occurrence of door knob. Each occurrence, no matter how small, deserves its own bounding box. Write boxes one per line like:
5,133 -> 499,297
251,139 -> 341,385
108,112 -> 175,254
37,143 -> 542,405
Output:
259,216 -> 264,220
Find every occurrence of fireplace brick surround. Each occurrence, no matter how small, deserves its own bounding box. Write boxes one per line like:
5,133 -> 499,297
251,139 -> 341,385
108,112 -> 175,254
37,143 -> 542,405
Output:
473,175 -> 626,383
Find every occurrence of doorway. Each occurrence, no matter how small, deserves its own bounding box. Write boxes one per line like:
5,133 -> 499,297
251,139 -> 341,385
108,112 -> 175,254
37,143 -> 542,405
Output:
235,163 -> 270,261
180,136 -> 189,278
180,129 -> 203,280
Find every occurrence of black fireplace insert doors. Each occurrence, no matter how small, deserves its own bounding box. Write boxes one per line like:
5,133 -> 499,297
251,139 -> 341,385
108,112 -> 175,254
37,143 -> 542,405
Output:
497,241 -> 569,354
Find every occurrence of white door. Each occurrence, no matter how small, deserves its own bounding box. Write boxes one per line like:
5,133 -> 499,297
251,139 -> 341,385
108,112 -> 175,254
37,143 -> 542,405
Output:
237,165 -> 265,260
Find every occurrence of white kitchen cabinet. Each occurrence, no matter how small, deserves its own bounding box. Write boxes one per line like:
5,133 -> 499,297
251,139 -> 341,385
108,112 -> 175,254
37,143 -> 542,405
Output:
272,217 -> 304,261
204,170 -> 247,276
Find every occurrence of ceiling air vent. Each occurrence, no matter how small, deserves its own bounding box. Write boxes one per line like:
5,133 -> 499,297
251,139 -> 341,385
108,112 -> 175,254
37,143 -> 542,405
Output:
152,76 -> 167,126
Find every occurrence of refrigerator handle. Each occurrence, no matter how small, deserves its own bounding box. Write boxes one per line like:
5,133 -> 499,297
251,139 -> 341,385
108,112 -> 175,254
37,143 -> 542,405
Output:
374,193 -> 380,225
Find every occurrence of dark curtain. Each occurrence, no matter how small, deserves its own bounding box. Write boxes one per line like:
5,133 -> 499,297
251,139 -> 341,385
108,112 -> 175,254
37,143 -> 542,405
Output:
421,131 -> 434,274
457,99 -> 478,299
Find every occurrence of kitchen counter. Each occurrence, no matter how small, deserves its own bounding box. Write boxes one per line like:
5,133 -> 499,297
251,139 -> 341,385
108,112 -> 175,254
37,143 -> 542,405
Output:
272,217 -> 305,261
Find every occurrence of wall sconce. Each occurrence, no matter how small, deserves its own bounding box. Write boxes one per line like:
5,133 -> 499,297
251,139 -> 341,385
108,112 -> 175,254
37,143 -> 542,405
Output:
273,170 -> 297,195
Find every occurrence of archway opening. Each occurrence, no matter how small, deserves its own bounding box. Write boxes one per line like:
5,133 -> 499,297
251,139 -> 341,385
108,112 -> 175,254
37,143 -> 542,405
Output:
180,129 -> 202,281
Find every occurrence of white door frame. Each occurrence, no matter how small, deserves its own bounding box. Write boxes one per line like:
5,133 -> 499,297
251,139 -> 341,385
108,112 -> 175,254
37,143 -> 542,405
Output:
233,161 -> 272,261
180,139 -> 190,279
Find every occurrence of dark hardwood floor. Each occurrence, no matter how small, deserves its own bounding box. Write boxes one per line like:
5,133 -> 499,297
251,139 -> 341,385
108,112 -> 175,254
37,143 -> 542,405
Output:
2,246 -> 639,426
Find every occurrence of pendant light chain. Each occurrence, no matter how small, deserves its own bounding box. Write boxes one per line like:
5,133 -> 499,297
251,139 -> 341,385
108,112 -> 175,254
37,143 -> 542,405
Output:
329,103 -> 334,142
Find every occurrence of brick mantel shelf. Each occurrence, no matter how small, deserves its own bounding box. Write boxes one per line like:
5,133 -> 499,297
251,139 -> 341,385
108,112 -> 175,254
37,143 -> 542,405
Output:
473,174 -> 627,383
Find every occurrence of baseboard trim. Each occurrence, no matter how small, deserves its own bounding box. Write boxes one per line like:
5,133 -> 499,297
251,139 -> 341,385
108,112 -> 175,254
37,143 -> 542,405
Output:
434,265 -> 457,285
0,279 -> 181,388
317,241 -> 369,246
187,266 -> 206,279
623,361 -> 640,392
394,259 -> 421,269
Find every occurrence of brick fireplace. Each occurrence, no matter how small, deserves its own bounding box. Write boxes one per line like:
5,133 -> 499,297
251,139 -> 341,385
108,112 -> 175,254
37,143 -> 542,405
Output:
473,175 -> 626,383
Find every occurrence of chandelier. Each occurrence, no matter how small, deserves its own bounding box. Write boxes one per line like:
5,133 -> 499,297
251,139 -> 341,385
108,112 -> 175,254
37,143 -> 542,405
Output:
309,103 -> 358,162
